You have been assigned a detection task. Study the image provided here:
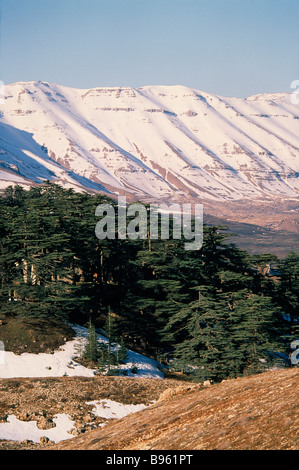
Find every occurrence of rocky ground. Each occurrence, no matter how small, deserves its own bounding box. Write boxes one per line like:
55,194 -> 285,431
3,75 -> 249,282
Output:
51,367 -> 299,451
0,318 -> 298,452
1,367 -> 297,451
0,375 -> 186,450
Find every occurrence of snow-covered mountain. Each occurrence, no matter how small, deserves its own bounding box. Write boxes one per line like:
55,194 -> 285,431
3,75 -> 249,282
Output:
0,81 -> 298,203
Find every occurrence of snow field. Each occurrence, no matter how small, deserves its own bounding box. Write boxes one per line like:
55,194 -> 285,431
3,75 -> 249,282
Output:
0,81 -> 298,200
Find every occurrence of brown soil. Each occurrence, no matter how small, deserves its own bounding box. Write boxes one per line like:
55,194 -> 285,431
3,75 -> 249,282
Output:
0,368 -> 298,451
202,199 -> 299,257
50,367 -> 299,451
0,375 -> 186,450
0,315 -> 297,451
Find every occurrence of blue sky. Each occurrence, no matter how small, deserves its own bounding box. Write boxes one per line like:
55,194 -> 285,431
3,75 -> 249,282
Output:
0,0 -> 298,97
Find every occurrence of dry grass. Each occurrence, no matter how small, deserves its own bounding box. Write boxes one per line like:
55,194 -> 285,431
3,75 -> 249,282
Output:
0,375 -> 187,449
0,317 -> 74,355
0,365 -> 298,450
50,367 -> 299,451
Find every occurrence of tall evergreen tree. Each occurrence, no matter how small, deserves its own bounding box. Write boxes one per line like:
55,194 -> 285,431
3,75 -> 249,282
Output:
0,182 -> 292,379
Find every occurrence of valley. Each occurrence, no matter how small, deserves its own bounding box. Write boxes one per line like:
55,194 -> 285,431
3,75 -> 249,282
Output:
204,199 -> 299,257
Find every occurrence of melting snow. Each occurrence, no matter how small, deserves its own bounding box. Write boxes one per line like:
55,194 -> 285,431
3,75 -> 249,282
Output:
0,325 -> 162,443
87,399 -> 148,420
0,414 -> 75,444
0,400 -> 149,444
0,324 -> 164,379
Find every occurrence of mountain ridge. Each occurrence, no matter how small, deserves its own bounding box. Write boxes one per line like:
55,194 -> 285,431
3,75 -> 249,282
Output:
0,81 -> 298,199
0,81 -> 298,239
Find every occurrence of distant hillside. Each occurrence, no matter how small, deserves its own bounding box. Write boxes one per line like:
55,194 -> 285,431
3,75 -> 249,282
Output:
52,367 -> 299,451
1,82 -> 298,203
1,81 -> 298,247
204,212 -> 299,257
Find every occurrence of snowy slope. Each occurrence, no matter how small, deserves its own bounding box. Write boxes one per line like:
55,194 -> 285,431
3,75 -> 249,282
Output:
0,81 -> 298,201
0,324 -> 163,444
0,325 -> 164,379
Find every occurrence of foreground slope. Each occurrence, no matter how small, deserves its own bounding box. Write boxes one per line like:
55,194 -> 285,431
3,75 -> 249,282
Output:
0,376 -> 183,449
52,368 -> 299,450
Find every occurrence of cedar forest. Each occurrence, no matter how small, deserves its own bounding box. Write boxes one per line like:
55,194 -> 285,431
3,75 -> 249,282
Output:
0,182 -> 298,382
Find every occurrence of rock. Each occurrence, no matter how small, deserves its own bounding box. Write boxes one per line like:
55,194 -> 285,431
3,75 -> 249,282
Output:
0,414 -> 8,423
18,411 -> 30,421
184,110 -> 198,117
83,414 -> 93,423
69,428 -> 79,436
40,436 -> 50,445
37,417 -> 55,430
203,380 -> 212,387
21,439 -> 33,444
69,426 -> 88,436
77,426 -> 87,435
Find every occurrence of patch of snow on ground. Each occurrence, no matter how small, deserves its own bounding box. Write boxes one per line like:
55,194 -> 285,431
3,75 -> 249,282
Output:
0,399 -> 149,444
0,414 -> 75,444
87,399 -> 148,420
0,324 -> 163,443
0,324 -> 164,379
